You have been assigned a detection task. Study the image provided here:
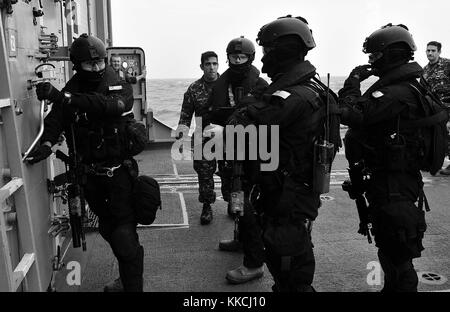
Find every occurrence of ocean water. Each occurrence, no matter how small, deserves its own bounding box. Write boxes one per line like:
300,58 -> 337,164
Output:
146,76 -> 376,129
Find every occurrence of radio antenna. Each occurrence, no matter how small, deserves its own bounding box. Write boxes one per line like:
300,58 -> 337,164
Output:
326,73 -> 330,143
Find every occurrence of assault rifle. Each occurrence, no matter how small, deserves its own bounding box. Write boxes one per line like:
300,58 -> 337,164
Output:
208,106 -> 236,127
55,124 -> 87,251
229,87 -> 246,240
313,73 -> 336,194
230,162 -> 245,241
341,161 -> 373,244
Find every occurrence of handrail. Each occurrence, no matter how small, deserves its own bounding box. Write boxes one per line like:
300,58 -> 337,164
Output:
21,100 -> 46,162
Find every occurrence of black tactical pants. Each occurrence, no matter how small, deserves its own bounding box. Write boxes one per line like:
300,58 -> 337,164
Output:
217,160 -> 232,202
372,200 -> 425,292
260,175 -> 320,292
378,249 -> 418,292
84,166 -> 143,292
263,218 -> 315,292
240,198 -> 265,269
218,161 -> 265,268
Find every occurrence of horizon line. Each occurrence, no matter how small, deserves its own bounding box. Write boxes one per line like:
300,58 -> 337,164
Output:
146,75 -> 351,80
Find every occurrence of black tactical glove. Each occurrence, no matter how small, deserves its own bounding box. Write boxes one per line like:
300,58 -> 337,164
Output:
25,144 -> 52,165
36,82 -> 64,103
349,65 -> 374,82
227,107 -> 252,126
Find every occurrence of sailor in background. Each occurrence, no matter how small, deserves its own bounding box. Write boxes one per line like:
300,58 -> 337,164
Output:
175,51 -> 220,225
110,54 -> 147,84
421,41 -> 450,175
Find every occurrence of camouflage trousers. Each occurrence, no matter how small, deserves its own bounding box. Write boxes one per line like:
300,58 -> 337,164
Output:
193,158 -> 217,204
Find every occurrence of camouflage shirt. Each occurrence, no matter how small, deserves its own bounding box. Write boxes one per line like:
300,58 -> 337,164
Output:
114,68 -> 138,84
422,57 -> 450,104
178,76 -> 217,128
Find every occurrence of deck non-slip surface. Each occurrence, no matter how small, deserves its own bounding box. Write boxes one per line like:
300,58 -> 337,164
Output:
56,143 -> 450,292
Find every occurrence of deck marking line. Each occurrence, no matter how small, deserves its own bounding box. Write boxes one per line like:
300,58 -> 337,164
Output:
172,163 -> 179,179
179,192 -> 189,226
138,192 -> 189,229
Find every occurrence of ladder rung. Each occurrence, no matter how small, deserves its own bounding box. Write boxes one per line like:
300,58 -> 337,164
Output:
0,98 -> 11,108
0,178 -> 23,204
12,253 -> 35,291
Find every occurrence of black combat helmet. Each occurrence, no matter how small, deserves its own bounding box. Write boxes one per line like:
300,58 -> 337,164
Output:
70,33 -> 107,64
363,24 -> 417,54
256,15 -> 316,50
226,36 -> 255,60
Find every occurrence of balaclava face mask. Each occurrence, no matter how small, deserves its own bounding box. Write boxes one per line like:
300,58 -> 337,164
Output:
228,55 -> 254,81
75,61 -> 106,85
371,47 -> 411,77
262,44 -> 304,78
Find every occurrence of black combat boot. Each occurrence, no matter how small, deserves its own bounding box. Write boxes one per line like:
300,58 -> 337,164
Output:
104,277 -> 124,292
200,203 -> 213,225
117,246 -> 144,292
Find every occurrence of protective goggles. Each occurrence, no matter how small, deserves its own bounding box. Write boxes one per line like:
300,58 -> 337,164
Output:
228,54 -> 249,64
81,59 -> 106,71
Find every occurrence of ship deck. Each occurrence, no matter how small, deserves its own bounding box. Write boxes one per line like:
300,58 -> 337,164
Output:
55,140 -> 450,293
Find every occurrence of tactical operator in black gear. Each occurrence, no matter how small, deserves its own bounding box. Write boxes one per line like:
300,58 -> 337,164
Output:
230,16 -> 341,292
339,24 -> 428,292
206,36 -> 267,284
208,36 -> 268,214
25,34 -> 144,292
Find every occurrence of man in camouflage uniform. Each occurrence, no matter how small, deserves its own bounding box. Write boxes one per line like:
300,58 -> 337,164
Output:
176,51 -> 219,224
422,41 -> 450,175
110,54 -> 147,84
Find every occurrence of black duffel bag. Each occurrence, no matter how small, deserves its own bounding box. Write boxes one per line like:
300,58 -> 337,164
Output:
133,175 -> 162,225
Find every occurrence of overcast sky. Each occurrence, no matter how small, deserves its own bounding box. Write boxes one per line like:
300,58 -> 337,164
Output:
111,0 -> 450,79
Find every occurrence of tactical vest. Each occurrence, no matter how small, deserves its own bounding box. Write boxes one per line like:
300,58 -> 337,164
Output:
279,78 -> 341,183
63,68 -> 131,165
208,66 -> 267,126
362,82 -> 445,175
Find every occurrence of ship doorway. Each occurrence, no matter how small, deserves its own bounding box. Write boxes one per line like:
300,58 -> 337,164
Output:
107,47 -> 147,122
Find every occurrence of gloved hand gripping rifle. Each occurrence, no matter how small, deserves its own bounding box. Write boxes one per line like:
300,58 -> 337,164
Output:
229,87 -> 246,241
341,161 -> 373,244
